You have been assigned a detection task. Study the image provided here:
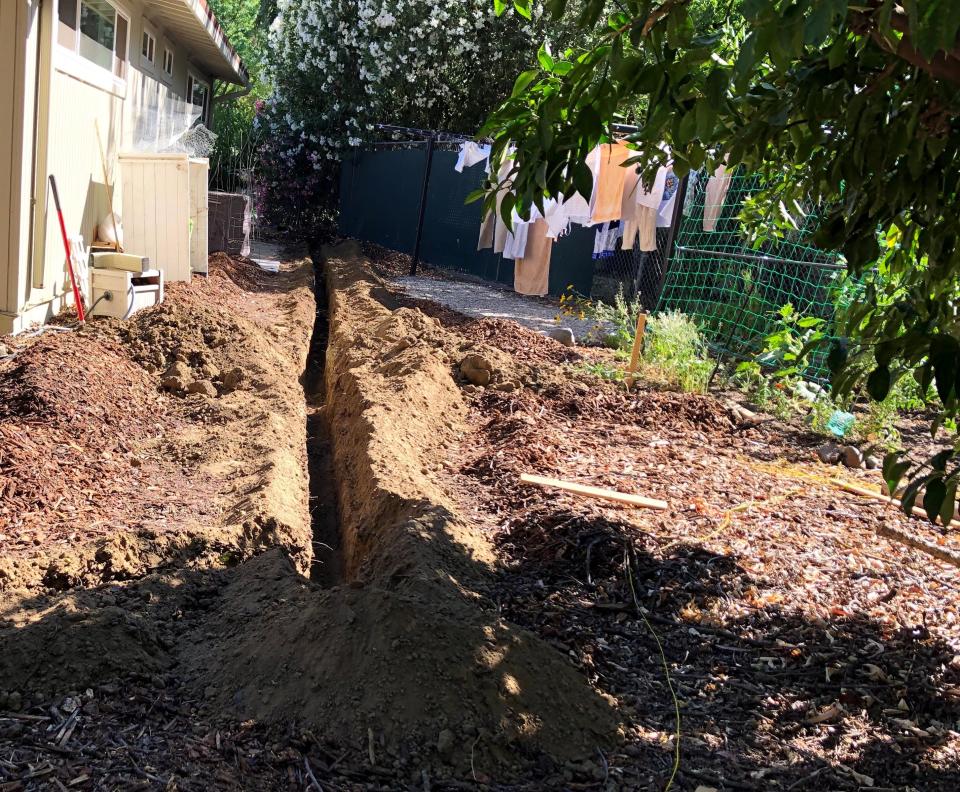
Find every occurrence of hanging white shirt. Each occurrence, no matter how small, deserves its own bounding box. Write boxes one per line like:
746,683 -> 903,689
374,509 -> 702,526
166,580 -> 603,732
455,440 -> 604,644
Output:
636,165 -> 669,209
455,142 -> 492,173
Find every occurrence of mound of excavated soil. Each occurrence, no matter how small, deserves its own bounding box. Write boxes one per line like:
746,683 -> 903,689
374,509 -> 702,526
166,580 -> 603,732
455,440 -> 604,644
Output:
0,256 -> 315,597
183,242 -> 619,772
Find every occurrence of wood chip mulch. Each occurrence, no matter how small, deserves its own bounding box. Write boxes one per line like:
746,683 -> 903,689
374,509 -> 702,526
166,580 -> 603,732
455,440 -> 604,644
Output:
441,335 -> 960,790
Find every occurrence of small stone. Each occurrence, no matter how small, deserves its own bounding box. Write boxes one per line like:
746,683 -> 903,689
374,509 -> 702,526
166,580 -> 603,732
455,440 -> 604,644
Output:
816,442 -> 841,465
547,327 -> 576,347
160,376 -> 184,391
459,354 -> 493,387
840,445 -> 864,469
436,728 -> 456,758
186,380 -> 217,398
494,381 -> 517,393
163,361 -> 192,381
222,367 -> 245,392
201,363 -> 220,379
864,455 -> 882,470
6,692 -> 22,712
0,344 -> 9,357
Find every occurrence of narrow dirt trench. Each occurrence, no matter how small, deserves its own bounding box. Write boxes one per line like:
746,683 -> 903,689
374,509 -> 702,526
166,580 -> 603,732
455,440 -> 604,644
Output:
302,256 -> 343,586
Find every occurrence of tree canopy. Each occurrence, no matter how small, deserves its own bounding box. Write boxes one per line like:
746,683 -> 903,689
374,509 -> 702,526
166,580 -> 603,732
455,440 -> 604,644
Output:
482,0 -> 960,518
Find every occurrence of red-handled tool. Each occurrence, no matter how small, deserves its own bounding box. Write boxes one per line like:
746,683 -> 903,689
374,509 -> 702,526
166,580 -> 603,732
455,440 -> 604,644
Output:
48,174 -> 85,323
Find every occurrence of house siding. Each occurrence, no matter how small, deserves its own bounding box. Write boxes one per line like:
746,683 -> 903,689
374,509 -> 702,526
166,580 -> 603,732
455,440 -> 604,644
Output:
1,0 -> 219,334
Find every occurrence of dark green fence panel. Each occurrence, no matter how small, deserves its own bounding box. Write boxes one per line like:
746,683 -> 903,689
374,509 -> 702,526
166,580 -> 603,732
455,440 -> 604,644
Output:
339,148 -> 425,251
339,146 -> 595,298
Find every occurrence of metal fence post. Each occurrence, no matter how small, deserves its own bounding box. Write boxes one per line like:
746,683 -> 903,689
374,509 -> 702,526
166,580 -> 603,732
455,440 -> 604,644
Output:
659,173 -> 689,290
410,135 -> 435,276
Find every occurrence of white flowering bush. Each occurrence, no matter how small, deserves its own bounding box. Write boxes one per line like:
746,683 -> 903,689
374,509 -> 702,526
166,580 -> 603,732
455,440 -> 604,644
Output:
256,0 -> 541,227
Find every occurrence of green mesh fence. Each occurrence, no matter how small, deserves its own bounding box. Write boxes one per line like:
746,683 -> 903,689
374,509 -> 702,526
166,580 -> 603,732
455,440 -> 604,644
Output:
657,169 -> 855,383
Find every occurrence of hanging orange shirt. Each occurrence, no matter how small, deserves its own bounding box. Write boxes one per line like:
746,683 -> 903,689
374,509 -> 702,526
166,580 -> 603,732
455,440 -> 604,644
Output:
590,142 -> 632,224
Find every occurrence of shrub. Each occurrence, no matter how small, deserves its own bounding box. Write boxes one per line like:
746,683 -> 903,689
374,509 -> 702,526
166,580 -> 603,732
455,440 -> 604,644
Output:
642,311 -> 714,394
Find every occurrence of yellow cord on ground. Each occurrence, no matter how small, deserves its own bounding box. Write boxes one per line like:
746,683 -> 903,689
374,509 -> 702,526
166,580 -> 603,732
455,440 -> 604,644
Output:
627,551 -> 681,791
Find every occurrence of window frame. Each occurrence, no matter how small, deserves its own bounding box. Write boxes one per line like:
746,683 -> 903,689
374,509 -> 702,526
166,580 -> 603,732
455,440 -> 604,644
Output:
55,0 -> 131,97
162,46 -> 174,80
186,70 -> 211,125
140,25 -> 156,67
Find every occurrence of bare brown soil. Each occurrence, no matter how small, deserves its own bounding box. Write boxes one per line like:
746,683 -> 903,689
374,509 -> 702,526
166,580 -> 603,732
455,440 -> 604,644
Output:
1,243 -> 958,790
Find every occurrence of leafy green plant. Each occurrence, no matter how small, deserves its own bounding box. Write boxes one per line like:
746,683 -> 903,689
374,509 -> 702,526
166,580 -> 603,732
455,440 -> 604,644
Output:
559,285 -> 644,352
642,311 -> 713,394
577,361 -> 625,382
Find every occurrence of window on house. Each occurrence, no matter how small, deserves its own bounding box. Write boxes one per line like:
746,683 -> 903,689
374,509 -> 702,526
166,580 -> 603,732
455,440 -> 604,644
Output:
57,0 -> 129,79
187,73 -> 210,122
141,29 -> 156,64
162,48 -> 174,77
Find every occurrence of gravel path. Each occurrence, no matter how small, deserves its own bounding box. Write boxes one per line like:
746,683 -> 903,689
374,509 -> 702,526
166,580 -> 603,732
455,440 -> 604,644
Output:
391,274 -> 603,343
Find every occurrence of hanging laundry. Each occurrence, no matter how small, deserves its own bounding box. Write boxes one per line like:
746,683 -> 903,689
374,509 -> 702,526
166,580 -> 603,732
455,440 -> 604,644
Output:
657,169 -> 679,228
455,141 -> 491,173
515,219 -> 553,296
544,191 -> 591,238
703,164 -> 730,231
592,221 -> 622,260
502,219 -> 530,260
477,210 -> 495,250
637,206 -> 658,252
635,164 -> 669,209
620,164 -> 644,249
590,142 -> 632,224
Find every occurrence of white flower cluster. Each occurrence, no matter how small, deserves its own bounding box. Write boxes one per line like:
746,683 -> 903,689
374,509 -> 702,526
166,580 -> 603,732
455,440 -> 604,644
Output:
260,0 -> 540,173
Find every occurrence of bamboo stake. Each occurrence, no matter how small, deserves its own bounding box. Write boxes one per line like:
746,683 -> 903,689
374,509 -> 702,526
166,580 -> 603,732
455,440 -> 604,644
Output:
94,120 -> 122,252
830,478 -> 927,519
519,473 -> 669,510
625,312 -> 647,390
830,478 -> 960,568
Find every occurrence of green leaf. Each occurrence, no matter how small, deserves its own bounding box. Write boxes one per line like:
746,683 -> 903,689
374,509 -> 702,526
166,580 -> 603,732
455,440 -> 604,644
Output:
537,45 -> 555,72
511,69 -> 539,98
923,477 -> 946,525
940,477 -> 958,528
930,335 -> 959,405
494,0 -> 507,17
513,0 -> 532,20
882,452 -> 911,498
866,365 -> 891,401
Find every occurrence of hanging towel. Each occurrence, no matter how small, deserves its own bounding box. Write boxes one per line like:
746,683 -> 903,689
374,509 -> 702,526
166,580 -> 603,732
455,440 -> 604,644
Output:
455,141 -> 491,173
477,210 -> 495,250
515,219 -> 552,296
590,142 -> 632,224
703,165 -> 730,231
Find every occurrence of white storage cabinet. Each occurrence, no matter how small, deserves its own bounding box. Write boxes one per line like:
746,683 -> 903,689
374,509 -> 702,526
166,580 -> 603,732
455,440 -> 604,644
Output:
118,153 -> 209,282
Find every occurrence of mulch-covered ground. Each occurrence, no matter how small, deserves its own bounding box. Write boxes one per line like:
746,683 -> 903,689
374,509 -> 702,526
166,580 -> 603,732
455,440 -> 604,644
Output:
3,256 -> 959,791
440,341 -> 960,790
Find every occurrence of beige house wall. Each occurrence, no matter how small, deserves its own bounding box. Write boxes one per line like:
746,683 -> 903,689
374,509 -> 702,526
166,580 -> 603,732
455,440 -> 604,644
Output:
0,0 -> 42,322
2,0 -> 218,335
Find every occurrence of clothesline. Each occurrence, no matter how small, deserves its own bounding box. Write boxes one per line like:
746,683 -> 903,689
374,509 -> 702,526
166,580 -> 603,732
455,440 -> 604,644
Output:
453,139 -> 732,299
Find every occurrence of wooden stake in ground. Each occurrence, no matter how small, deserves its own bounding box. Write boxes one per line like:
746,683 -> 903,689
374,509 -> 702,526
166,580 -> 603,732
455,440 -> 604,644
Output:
519,473 -> 668,510
625,313 -> 647,390
830,478 -> 960,568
